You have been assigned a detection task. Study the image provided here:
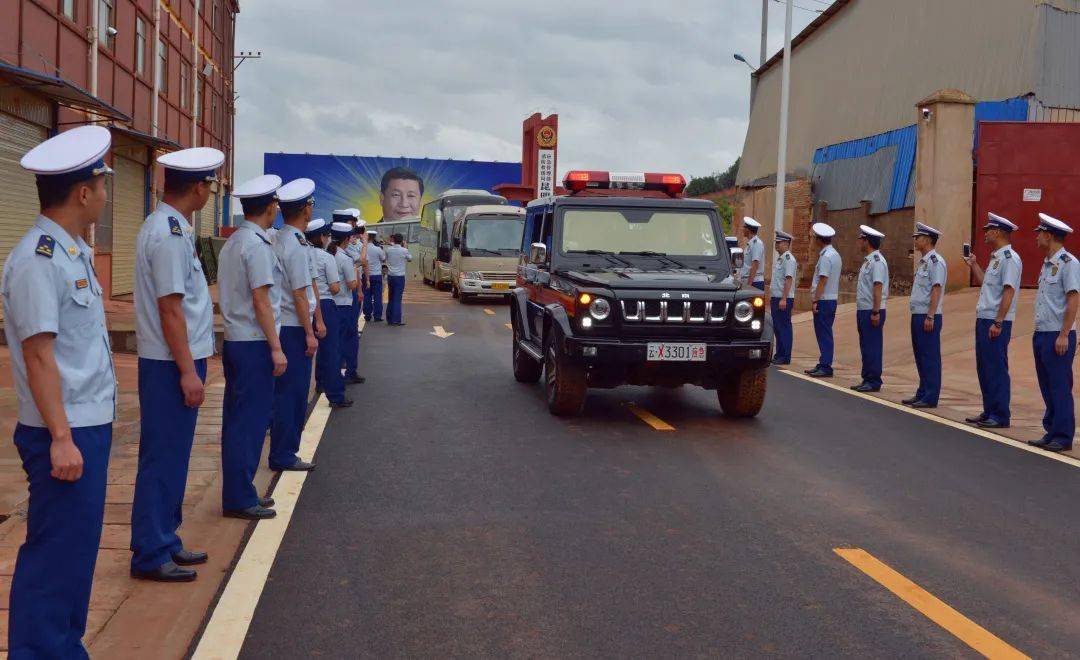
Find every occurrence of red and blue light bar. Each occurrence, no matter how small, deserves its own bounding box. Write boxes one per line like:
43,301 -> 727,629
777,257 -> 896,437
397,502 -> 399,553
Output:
563,171 -> 687,196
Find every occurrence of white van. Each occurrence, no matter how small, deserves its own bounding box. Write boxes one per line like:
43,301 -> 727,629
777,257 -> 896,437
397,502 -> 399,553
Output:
449,205 -> 525,303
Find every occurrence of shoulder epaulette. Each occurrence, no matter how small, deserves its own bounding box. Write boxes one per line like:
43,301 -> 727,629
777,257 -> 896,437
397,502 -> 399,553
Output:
1063,253 -> 1072,263
784,253 -> 792,261
930,255 -> 938,263
34,235 -> 55,258
295,233 -> 307,247
873,254 -> 881,261
168,217 -> 183,236
1004,250 -> 1012,259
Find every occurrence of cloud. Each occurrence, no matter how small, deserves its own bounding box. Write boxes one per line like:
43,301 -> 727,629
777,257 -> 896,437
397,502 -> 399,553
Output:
232,0 -> 817,186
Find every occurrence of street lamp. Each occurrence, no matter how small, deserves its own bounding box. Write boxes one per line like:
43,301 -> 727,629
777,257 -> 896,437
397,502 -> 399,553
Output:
733,53 -> 755,71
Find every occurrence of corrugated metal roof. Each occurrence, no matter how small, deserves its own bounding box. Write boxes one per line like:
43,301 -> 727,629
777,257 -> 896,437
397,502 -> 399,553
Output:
1034,4 -> 1080,109
811,124 -> 916,211
811,144 -> 897,214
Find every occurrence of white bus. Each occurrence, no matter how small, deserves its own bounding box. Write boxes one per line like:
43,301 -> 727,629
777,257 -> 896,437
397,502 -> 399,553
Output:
418,189 -> 508,289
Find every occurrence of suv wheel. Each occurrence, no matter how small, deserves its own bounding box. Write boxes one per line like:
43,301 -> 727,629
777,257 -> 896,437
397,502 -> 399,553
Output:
512,323 -> 542,383
451,285 -> 459,299
717,368 -> 767,418
545,339 -> 586,416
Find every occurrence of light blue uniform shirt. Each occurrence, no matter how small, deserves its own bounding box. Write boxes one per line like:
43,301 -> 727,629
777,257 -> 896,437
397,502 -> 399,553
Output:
1035,247 -> 1080,332
910,249 -> 947,315
333,248 -> 357,306
273,224 -> 315,328
312,247 -> 340,300
739,235 -> 765,283
770,250 -> 797,299
1,216 -> 116,427
218,220 -> 281,341
385,245 -> 412,277
812,245 -> 842,301
366,244 -> 386,273
343,242 -> 362,266
856,250 -> 889,311
134,202 -> 214,361
976,245 -> 1022,321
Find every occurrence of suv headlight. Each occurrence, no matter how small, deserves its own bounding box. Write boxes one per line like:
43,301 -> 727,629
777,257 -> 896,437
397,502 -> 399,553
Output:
589,298 -> 611,321
734,300 -> 754,323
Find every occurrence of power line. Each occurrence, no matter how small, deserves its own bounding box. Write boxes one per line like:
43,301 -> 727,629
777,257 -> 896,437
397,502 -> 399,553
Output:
770,0 -> 823,14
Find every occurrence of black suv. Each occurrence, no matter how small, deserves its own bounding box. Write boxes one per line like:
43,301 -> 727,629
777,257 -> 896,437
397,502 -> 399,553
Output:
509,171 -> 772,417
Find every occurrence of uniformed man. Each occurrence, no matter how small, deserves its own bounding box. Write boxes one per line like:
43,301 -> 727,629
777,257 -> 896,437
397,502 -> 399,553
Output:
337,210 -> 365,385
306,219 -> 347,404
739,217 -> 765,289
851,225 -> 889,392
962,212 -> 1021,429
2,125 -> 116,657
805,222 -> 841,378
1029,213 -> 1079,453
769,230 -> 797,365
129,147 -> 222,584
218,174 -> 286,519
330,222 -> 360,405
364,229 -> 386,322
904,222 -> 947,409
268,178 -> 323,473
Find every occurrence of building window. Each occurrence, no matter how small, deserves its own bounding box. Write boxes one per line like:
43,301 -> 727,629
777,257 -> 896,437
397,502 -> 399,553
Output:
135,17 -> 147,76
211,0 -> 218,32
62,0 -> 76,21
98,0 -> 114,49
157,39 -> 168,94
180,63 -> 190,110
211,94 -> 218,134
95,175 -> 114,255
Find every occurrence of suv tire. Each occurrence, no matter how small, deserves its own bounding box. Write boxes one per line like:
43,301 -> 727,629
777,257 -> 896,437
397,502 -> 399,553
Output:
545,338 -> 586,416
717,368 -> 767,418
512,323 -> 542,383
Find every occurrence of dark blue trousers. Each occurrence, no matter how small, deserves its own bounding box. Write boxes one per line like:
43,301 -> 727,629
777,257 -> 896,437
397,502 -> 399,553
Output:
316,299 -> 345,403
387,275 -> 406,324
770,297 -> 793,364
813,299 -> 837,373
364,274 -> 384,321
1033,330 -> 1076,447
856,309 -> 886,388
130,358 -> 207,573
9,423 -> 111,660
221,340 -> 273,511
342,289 -> 360,377
269,326 -> 312,470
975,318 -> 1012,425
910,313 -> 943,405
752,280 -> 765,291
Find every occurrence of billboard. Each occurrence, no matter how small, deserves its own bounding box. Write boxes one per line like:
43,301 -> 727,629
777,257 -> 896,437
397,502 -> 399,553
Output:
263,153 -> 522,225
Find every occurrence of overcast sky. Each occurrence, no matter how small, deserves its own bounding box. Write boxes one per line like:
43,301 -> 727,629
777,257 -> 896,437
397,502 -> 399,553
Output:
233,1 -> 818,186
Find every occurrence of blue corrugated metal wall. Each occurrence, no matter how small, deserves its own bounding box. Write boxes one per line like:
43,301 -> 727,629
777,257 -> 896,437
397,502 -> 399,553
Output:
812,125 -> 916,211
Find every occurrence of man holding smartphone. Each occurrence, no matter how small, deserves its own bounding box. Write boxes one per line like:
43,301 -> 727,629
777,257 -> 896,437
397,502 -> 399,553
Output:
962,212 -> 1021,429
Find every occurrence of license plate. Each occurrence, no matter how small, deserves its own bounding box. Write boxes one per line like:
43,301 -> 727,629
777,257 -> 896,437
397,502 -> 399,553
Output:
646,343 -> 707,362
491,282 -> 511,290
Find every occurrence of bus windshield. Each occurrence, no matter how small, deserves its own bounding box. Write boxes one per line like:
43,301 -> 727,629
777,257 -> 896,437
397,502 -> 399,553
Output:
464,216 -> 525,255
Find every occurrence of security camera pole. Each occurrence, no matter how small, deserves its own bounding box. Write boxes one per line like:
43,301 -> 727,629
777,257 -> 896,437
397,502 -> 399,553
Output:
773,0 -> 794,236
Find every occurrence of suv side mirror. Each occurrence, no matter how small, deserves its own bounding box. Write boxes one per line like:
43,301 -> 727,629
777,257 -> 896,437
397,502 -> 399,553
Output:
529,242 -> 548,266
730,247 -> 745,270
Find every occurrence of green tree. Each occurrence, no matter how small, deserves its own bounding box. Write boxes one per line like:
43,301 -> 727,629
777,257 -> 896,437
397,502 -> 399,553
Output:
685,157 -> 741,197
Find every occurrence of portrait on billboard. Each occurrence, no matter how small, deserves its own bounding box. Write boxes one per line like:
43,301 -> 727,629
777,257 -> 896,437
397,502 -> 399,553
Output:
380,167 -> 424,221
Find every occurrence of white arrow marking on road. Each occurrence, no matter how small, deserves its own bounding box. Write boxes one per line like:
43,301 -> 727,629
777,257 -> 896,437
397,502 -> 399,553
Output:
430,325 -> 454,339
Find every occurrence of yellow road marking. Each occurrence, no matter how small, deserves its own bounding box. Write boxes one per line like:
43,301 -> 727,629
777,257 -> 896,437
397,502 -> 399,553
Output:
779,370 -> 1080,470
483,308 -> 495,316
626,403 -> 676,431
504,323 -> 513,330
834,548 -> 1028,659
192,396 -> 332,660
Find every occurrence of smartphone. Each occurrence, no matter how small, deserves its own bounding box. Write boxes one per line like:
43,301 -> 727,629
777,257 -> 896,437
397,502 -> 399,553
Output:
963,243 -> 971,257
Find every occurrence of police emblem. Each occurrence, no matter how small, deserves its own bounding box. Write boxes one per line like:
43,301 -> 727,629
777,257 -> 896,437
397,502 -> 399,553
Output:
1052,265 -> 1059,276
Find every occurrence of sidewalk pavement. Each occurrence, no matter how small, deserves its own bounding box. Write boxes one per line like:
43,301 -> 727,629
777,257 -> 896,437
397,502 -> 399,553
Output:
785,287 -> 1079,459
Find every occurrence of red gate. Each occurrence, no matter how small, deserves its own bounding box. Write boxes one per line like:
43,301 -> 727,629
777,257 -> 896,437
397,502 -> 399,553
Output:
974,122 -> 1080,287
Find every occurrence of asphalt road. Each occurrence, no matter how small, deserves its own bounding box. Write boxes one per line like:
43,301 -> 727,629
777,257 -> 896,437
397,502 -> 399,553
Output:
240,291 -> 1080,659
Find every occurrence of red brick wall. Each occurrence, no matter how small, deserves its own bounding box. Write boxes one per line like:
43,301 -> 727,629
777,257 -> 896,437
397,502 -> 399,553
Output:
814,201 -> 915,295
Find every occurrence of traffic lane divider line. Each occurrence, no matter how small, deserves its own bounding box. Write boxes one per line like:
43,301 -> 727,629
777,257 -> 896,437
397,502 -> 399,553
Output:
483,308 -> 495,316
778,369 -> 1080,470
191,395 -> 332,660
625,403 -> 676,431
504,323 -> 512,330
834,548 -> 1029,659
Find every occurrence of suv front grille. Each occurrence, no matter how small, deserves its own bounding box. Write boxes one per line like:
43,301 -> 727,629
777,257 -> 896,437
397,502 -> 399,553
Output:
620,300 -> 727,324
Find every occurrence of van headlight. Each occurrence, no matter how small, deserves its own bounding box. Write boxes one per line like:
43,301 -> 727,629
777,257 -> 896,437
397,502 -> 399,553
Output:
589,298 -> 611,321
462,271 -> 482,280
734,301 -> 754,323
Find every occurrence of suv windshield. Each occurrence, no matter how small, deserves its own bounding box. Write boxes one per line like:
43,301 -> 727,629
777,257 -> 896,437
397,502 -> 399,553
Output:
559,208 -> 720,258
464,216 -> 524,254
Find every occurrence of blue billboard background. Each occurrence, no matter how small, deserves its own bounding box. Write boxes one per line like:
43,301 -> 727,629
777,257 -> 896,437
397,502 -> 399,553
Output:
263,153 -> 522,227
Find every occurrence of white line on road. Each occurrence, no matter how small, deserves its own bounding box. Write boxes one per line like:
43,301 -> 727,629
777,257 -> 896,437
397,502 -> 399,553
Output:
191,396 -> 332,660
779,369 -> 1080,470
430,325 -> 454,339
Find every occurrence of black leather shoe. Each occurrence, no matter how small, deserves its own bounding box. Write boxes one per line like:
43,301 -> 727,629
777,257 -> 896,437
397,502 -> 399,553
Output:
1043,441 -> 1072,453
259,496 -> 275,508
771,359 -> 790,366
328,399 -> 354,408
131,561 -> 197,582
910,401 -> 937,409
901,396 -> 921,405
851,383 -> 880,393
965,413 -> 988,424
346,375 -> 366,384
223,505 -> 277,520
172,549 -> 208,566
1027,438 -> 1050,448
278,460 -> 315,472
806,369 -> 832,378
976,419 -> 1009,429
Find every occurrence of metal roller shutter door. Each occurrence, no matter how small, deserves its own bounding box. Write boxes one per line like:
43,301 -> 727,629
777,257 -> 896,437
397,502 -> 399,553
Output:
0,114 -> 48,321
110,155 -> 146,296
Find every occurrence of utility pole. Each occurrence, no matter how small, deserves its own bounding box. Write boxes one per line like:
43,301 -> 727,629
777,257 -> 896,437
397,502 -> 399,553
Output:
773,0 -> 793,235
760,0 -> 768,67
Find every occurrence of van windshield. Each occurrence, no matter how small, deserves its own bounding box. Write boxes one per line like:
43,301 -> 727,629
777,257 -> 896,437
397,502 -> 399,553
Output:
559,209 -> 719,257
464,216 -> 525,255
